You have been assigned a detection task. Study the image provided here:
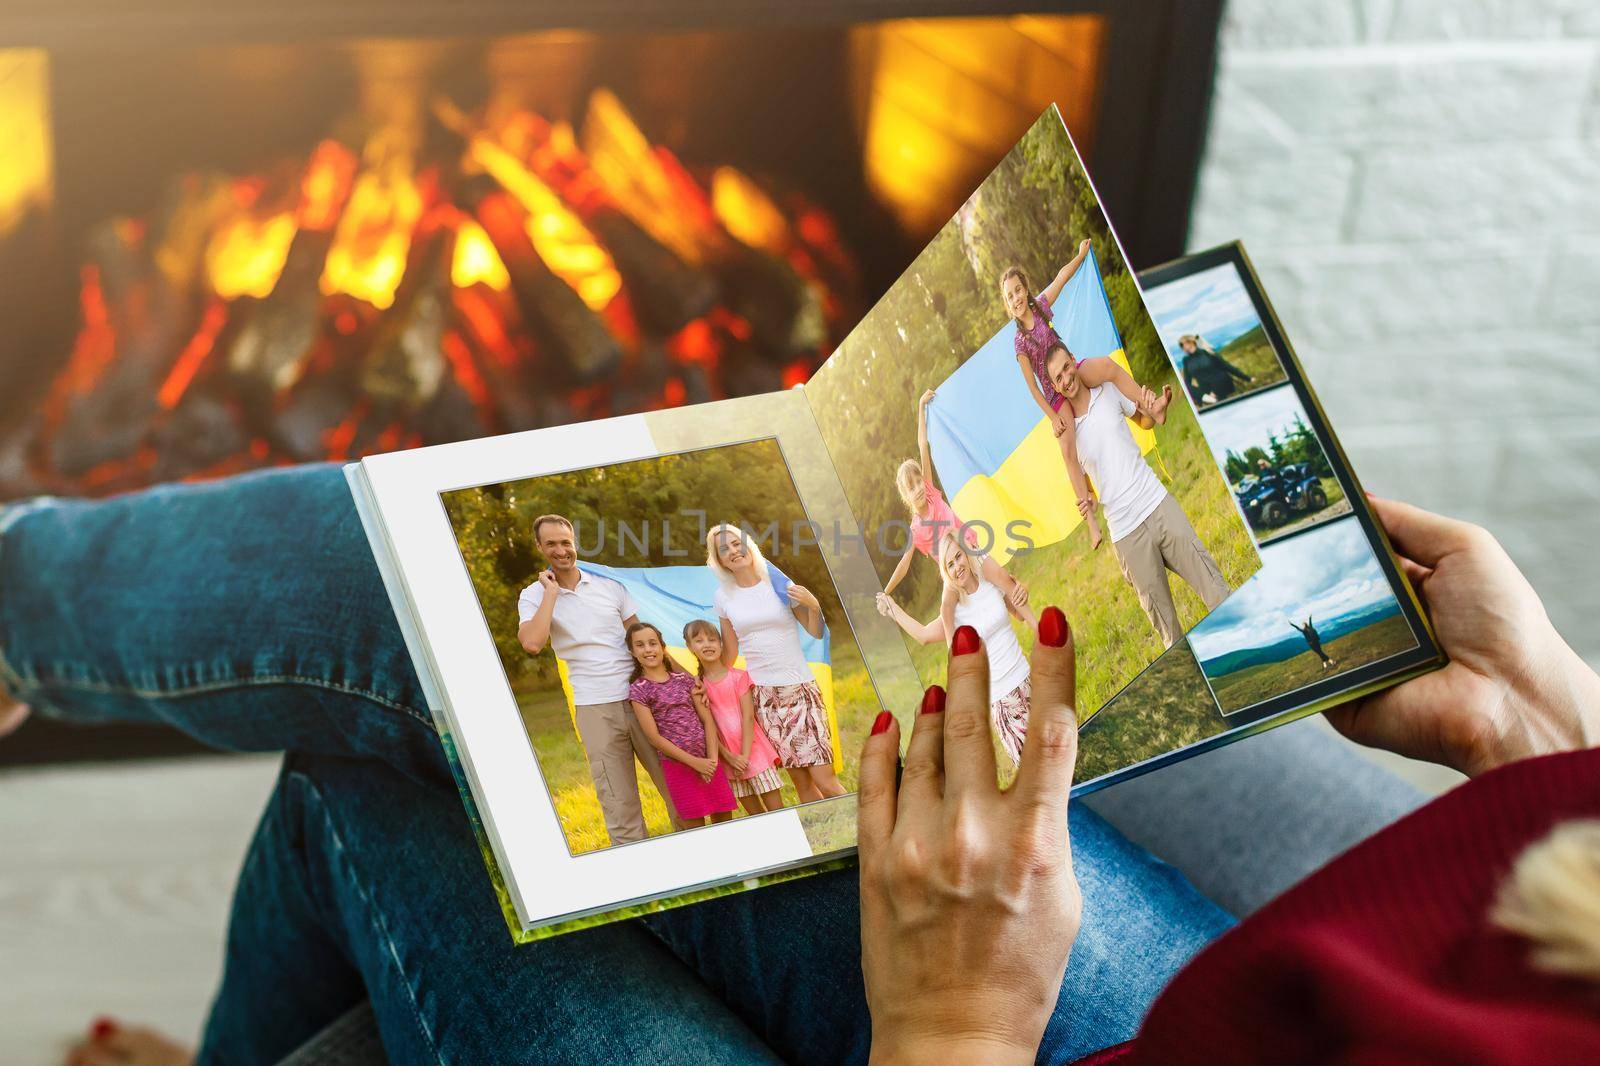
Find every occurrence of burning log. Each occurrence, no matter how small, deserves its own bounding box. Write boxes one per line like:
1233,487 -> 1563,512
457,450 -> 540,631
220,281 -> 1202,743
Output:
48,200 -> 206,478
580,89 -> 813,358
465,181 -> 621,382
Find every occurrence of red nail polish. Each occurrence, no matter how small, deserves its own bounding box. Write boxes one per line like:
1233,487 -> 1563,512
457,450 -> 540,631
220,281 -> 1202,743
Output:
871,710 -> 894,735
951,625 -> 980,656
1039,606 -> 1070,647
920,685 -> 946,715
91,1018 -> 118,1042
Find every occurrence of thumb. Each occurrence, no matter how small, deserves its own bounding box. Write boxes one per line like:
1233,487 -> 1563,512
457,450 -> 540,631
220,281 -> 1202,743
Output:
1367,495 -> 1478,570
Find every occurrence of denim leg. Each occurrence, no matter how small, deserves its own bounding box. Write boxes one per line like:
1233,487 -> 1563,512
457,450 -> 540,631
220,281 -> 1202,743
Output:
642,803 -> 1234,1064
200,752 -> 780,1066
0,465 -> 448,786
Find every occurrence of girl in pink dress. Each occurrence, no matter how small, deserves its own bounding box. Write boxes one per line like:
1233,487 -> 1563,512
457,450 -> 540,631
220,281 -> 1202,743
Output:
1002,238 -> 1171,551
625,622 -> 736,827
883,389 -> 1030,618
683,619 -> 786,816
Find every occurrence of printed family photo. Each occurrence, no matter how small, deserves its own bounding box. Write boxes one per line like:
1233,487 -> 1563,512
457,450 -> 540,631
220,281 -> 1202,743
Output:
807,108 -> 1259,767
441,439 -> 877,856
1141,259 -> 1289,410
1186,517 -> 1420,715
1198,386 -> 1352,544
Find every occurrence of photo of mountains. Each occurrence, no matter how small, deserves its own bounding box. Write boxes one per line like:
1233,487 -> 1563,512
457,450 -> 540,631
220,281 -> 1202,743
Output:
1187,518 -> 1419,713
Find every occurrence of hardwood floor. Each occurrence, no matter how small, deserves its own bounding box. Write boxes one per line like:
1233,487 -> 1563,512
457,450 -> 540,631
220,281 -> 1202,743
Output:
0,756 -> 281,1065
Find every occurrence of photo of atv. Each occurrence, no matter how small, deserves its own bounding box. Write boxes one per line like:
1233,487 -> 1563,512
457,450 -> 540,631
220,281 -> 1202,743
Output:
1234,462 -> 1329,529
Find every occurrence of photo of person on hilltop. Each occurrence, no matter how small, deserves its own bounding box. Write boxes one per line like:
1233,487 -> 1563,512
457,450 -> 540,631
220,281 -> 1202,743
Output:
1289,615 -> 1336,669
1005,238 -> 1172,550
1044,341 -> 1229,647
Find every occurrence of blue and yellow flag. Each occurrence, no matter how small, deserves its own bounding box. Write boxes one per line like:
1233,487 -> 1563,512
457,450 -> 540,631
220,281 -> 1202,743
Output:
556,562 -> 841,771
925,248 -> 1159,564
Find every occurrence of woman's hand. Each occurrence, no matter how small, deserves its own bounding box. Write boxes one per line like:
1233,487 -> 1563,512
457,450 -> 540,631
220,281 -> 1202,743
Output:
1077,237 -> 1091,256
859,608 -> 1082,1065
1075,496 -> 1098,520
1051,411 -> 1072,438
788,584 -> 821,612
1325,495 -> 1600,777
1006,580 -> 1030,611
875,591 -> 895,617
920,389 -> 936,408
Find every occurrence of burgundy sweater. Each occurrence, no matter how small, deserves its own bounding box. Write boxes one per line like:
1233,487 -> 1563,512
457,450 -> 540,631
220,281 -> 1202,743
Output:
1081,748 -> 1600,1064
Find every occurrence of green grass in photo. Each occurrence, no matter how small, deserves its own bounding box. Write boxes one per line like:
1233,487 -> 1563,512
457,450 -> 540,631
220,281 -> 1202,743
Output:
1206,613 -> 1418,714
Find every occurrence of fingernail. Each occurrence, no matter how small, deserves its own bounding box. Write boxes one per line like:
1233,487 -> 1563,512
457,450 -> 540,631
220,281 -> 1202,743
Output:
920,685 -> 946,715
870,710 -> 894,735
951,625 -> 980,656
1039,606 -> 1070,647
91,1018 -> 118,1041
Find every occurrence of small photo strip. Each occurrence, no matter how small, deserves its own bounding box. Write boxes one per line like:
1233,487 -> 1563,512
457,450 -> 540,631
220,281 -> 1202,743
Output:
1142,259 -> 1289,410
1186,517 -> 1420,716
1196,385 -> 1353,546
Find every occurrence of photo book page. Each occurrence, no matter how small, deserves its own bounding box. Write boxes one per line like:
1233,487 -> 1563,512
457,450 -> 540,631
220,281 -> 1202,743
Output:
346,109 -> 1438,942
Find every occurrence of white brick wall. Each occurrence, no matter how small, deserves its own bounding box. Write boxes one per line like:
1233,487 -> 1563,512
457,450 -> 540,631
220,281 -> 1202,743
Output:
1190,0 -> 1600,666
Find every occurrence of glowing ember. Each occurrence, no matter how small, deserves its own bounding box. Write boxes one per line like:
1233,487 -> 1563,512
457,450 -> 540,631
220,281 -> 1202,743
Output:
156,299 -> 229,408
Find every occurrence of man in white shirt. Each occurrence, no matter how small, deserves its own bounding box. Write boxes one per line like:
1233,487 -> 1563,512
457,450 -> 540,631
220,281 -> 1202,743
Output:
1046,343 -> 1232,647
517,514 -> 677,845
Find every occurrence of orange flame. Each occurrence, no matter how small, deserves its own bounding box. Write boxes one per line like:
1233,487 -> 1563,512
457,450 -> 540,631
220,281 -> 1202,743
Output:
710,167 -> 791,256
320,136 -> 424,310
450,220 -> 510,291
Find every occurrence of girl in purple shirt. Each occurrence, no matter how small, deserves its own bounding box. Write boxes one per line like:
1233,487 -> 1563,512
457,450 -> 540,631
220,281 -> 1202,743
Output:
1003,238 -> 1172,551
626,622 -> 736,826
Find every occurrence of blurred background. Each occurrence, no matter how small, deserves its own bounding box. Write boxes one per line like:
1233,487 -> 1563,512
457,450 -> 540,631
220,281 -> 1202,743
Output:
2,0 -> 1596,1059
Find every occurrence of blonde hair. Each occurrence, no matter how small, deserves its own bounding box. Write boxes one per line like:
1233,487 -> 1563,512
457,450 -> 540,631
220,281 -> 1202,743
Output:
896,459 -> 927,516
705,522 -> 772,587
1177,333 -> 1215,355
1492,819 -> 1600,983
936,530 -> 977,603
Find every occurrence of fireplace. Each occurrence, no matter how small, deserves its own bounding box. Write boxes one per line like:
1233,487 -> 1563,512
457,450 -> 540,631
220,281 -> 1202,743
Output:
0,0 -> 1223,763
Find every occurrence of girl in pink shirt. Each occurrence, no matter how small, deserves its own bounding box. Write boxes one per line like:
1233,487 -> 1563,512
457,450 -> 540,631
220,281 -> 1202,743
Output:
1002,239 -> 1171,551
883,389 -> 1030,618
683,619 -> 786,815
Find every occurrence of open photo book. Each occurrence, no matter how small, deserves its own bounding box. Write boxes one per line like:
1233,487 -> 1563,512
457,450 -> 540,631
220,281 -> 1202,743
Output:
346,108 -> 1443,941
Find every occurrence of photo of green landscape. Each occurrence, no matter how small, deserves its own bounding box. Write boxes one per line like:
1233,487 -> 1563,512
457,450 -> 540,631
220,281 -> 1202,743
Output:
1187,518 -> 1419,714
1141,259 -> 1288,409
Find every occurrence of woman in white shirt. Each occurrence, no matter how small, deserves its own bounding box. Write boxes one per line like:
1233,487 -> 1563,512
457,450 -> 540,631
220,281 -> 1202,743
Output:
707,523 -> 846,803
877,531 -> 1036,765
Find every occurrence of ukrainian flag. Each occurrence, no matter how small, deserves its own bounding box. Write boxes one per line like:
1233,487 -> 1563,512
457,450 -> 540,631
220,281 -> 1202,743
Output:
555,562 -> 841,772
925,248 -> 1159,565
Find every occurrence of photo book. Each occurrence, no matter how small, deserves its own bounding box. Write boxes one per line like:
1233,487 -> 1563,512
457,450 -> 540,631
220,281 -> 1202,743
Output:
346,108 -> 1443,941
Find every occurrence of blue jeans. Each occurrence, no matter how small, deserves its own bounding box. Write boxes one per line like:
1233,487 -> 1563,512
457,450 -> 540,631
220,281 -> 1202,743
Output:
0,465 -> 1236,1064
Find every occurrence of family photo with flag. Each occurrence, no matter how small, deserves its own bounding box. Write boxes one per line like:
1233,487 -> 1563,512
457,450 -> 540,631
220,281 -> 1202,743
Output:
440,437 -> 879,856
874,236 -> 1236,769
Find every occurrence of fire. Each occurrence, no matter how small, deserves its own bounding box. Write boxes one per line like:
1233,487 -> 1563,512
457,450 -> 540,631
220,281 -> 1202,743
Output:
298,140 -> 359,232
320,136 -> 424,310
711,167 -> 791,255
451,219 -> 510,291
440,100 -> 620,310
206,207 -> 297,300
582,89 -> 718,266
156,299 -> 229,408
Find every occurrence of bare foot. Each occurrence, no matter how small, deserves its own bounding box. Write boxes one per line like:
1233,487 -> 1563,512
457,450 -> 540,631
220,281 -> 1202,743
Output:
0,694 -> 29,739
64,1018 -> 192,1066
1148,384 -> 1173,426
